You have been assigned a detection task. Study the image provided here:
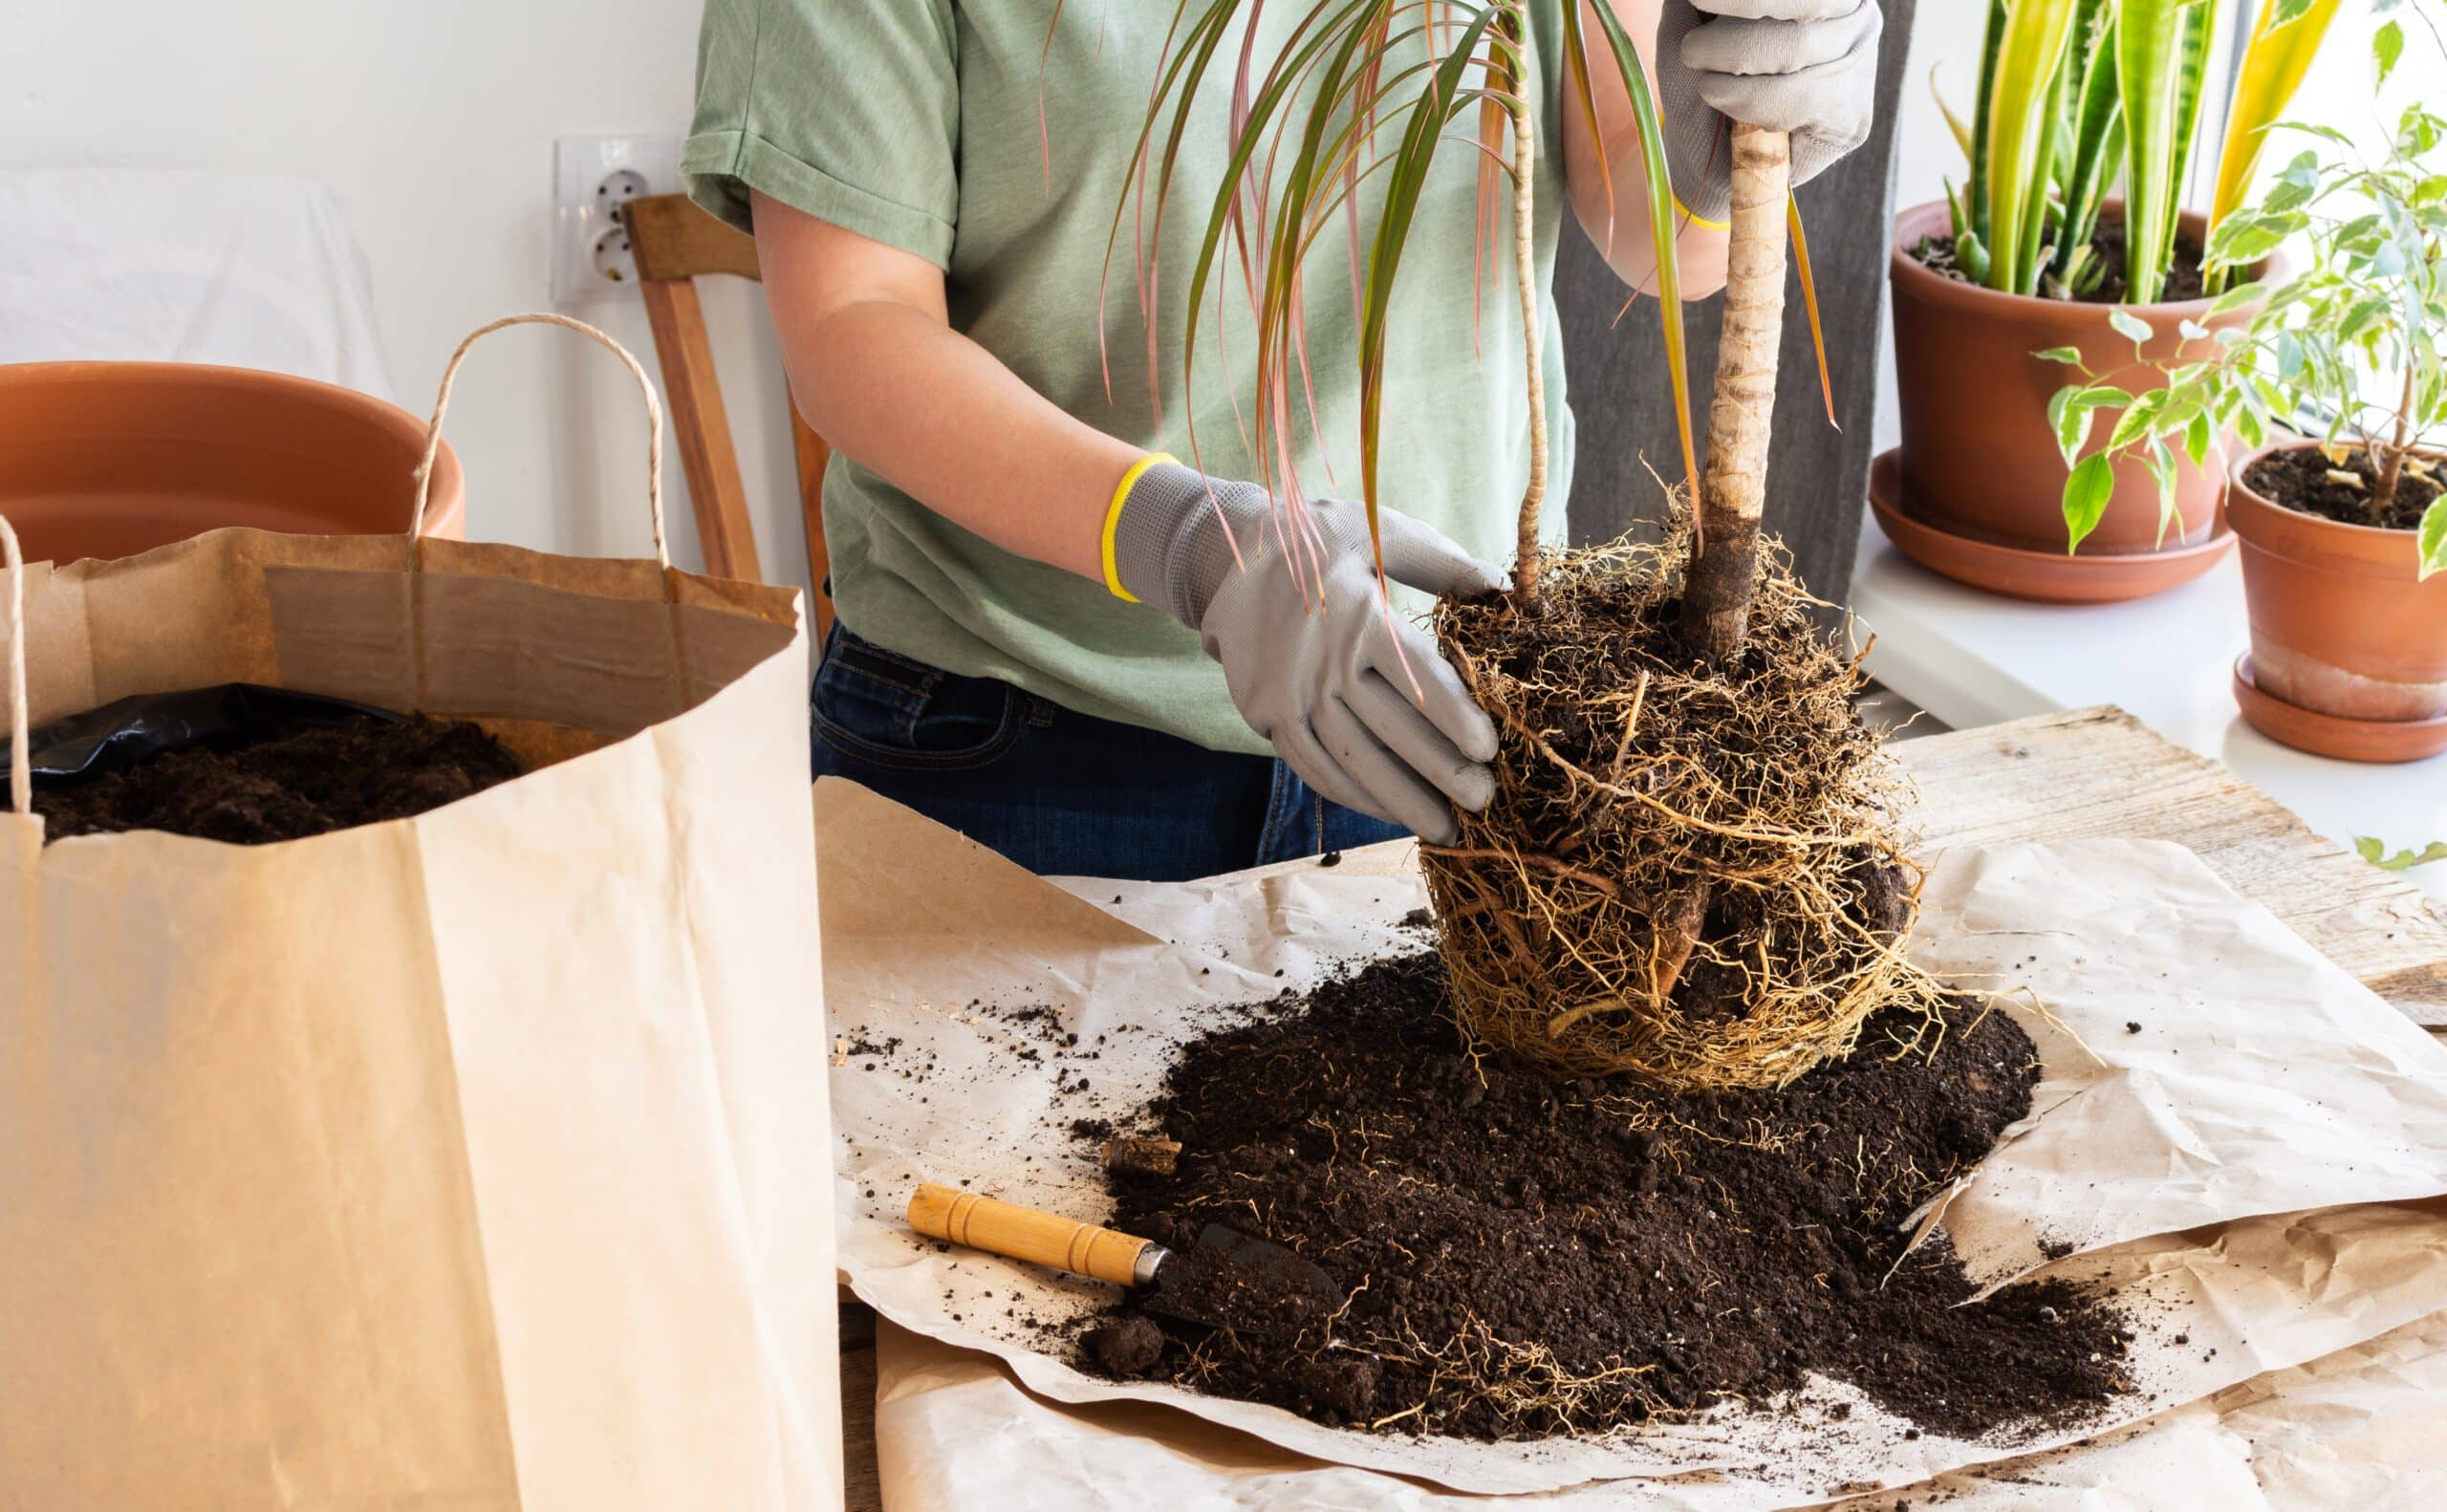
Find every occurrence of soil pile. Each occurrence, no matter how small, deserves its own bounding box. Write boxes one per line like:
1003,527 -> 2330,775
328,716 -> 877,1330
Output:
1078,953 -> 2130,1443
35,716 -> 523,843
2244,445 -> 2441,532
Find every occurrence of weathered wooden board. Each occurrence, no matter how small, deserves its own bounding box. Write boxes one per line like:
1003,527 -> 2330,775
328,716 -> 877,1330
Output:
1897,706 -> 2447,1020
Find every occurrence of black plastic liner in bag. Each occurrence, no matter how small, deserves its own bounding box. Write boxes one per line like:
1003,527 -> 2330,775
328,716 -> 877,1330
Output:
5,683 -> 526,844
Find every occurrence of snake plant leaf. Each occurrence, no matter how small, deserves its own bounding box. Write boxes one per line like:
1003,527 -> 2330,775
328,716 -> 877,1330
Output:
2117,0 -> 2191,306
1971,0 -> 2008,247
2207,0 -> 2343,288
2017,41 -> 2073,291
2155,1 -> 2215,278
1984,0 -> 2083,294
2058,1 -> 2126,282
1933,66 -> 1974,161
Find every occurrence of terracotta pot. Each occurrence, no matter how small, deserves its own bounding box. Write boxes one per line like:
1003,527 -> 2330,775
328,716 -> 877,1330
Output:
0,361 -> 462,566
2228,440 -> 2447,725
1889,199 -> 2268,556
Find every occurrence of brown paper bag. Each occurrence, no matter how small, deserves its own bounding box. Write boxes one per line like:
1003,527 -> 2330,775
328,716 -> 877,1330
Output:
0,316 -> 840,1511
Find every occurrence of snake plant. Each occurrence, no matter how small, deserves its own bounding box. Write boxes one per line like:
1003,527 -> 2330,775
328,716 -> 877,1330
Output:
1942,0 -> 2340,304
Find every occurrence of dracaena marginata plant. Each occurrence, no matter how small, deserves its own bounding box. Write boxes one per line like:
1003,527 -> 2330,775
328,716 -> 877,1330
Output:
2041,11 -> 2447,572
1098,2 -> 1829,616
1937,0 -> 2339,305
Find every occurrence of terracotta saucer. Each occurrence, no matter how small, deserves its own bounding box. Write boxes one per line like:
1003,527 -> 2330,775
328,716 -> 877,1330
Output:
2231,654 -> 2447,764
1868,449 -> 2235,604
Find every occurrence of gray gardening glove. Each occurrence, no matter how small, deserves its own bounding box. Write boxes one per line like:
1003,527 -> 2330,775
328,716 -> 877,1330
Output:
1113,462 -> 1502,846
1657,0 -> 1883,224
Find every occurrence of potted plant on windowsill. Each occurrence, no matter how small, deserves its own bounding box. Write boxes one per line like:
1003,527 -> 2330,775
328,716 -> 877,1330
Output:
1881,0 -> 2334,601
2049,13 -> 2447,761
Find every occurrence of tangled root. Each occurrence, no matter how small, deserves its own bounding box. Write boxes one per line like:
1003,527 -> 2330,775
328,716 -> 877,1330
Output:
1421,529 -> 1945,1089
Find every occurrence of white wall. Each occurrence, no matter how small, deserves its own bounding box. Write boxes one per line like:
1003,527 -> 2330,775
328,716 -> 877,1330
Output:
8,2 -> 2329,588
1,0 -> 812,599
1873,0 -> 1989,455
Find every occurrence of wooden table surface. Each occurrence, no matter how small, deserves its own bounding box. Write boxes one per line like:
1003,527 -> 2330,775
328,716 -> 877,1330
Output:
831,704 -> 2447,1509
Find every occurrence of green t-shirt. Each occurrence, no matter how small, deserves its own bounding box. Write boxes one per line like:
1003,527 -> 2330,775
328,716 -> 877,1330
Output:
685,2 -> 1576,755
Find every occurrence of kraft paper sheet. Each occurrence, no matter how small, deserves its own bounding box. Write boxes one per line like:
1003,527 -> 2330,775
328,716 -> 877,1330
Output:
816,786 -> 2447,1498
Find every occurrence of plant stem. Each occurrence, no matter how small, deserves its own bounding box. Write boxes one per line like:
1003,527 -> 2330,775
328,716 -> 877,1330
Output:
1678,124 -> 1792,664
2373,363 -> 2415,523
1509,52 -> 1550,610
1655,122 -> 1791,1005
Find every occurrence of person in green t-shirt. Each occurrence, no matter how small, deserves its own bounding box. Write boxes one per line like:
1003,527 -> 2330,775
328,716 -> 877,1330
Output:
685,1 -> 1881,880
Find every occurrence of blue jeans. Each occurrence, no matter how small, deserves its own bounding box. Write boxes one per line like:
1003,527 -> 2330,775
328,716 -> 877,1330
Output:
810,622 -> 1404,881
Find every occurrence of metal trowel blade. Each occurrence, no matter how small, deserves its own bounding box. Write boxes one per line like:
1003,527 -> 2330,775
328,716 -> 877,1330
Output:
1145,1223 -> 1342,1339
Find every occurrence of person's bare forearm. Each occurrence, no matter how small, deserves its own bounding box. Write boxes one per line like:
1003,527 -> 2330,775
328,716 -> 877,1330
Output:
1566,2 -> 1731,299
753,192 -> 1140,582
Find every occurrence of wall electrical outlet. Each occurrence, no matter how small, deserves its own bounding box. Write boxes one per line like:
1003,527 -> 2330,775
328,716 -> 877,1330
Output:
552,134 -> 682,304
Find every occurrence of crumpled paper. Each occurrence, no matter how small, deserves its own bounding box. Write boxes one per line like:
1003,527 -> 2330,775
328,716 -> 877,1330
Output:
815,781 -> 2447,1498
869,1278 -> 2447,1511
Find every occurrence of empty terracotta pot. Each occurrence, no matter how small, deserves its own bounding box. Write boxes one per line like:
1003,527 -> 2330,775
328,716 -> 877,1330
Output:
2229,440 -> 2447,727
1889,200 -> 2267,557
0,362 -> 462,566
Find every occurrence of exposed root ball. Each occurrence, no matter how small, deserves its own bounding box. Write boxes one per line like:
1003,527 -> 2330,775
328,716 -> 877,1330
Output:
1423,532 -> 1942,1088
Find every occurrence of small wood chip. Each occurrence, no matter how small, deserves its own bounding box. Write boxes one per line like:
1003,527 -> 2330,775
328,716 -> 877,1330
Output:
1103,1135 -> 1182,1177
2324,468 -> 2367,490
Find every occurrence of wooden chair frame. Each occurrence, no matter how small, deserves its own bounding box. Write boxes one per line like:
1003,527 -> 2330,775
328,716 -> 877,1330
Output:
621,192 -> 834,633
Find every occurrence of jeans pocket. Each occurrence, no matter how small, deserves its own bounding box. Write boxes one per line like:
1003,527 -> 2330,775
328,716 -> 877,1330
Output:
812,627 -> 1027,772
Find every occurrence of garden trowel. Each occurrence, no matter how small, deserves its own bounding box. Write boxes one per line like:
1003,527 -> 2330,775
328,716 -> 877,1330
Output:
907,1181 -> 1339,1337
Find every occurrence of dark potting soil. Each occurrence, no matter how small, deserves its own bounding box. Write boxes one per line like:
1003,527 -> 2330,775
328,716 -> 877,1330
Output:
2243,444 -> 2442,533
1912,222 -> 2206,305
34,715 -> 524,844
1077,954 -> 2131,1443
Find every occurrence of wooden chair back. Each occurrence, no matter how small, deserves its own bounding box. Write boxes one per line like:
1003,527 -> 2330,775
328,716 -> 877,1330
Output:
621,192 -> 834,633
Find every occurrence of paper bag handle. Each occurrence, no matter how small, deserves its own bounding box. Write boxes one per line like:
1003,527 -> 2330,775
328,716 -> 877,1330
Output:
409,313 -> 670,572
908,1183 -> 1159,1287
0,516 -> 25,817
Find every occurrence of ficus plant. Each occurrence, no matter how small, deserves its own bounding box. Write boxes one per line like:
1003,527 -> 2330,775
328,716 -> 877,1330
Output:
2040,12 -> 2447,573
1936,0 -> 2339,304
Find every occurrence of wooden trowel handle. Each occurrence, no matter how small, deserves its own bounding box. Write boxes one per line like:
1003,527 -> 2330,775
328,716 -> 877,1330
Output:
908,1183 -> 1158,1287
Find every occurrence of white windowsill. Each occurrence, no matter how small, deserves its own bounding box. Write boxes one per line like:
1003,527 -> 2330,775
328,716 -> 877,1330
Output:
1851,507 -> 2447,902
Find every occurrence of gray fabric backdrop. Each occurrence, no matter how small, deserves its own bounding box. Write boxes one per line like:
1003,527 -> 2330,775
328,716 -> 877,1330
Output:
1557,0 -> 1916,607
